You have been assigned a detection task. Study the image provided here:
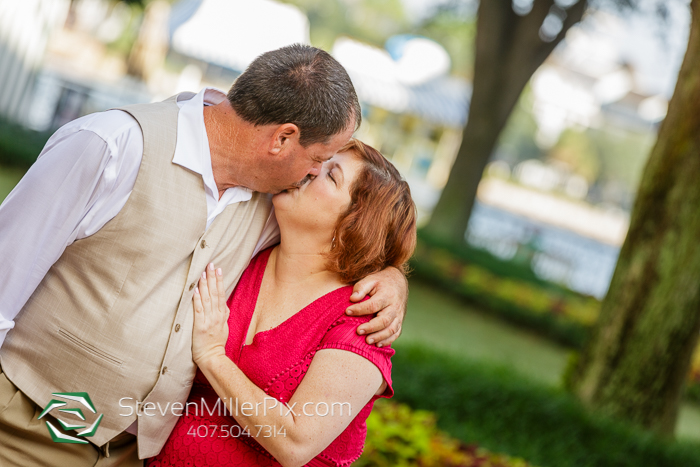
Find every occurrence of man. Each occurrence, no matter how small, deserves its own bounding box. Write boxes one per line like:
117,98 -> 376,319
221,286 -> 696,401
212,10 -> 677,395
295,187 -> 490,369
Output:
0,44 -> 406,466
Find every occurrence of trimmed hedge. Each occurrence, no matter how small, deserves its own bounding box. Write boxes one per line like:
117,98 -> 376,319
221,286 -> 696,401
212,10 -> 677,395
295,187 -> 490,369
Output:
0,118 -> 50,169
391,343 -> 700,467
410,233 -> 597,348
410,233 -> 700,403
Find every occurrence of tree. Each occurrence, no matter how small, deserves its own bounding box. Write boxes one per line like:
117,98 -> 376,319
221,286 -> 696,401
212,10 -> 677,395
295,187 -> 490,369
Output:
568,0 -> 700,436
416,3 -> 477,79
422,0 -> 587,244
283,0 -> 407,50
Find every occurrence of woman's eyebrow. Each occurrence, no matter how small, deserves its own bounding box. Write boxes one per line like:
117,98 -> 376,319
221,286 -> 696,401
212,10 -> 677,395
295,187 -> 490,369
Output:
331,162 -> 345,185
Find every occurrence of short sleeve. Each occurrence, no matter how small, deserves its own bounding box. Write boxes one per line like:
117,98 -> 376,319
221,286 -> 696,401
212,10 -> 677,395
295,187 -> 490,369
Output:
317,315 -> 395,398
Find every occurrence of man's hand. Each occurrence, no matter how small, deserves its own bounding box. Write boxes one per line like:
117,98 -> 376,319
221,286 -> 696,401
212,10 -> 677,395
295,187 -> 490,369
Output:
347,267 -> 407,348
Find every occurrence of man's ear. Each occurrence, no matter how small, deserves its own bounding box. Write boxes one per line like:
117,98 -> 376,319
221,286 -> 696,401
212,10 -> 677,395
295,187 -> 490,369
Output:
269,123 -> 300,155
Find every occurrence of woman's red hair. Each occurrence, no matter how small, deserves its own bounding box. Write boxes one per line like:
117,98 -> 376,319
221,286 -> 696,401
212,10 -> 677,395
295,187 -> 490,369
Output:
326,139 -> 417,283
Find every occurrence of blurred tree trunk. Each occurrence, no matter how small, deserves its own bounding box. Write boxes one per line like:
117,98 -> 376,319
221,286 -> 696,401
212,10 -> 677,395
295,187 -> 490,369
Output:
127,0 -> 170,82
423,0 -> 587,244
570,0 -> 700,436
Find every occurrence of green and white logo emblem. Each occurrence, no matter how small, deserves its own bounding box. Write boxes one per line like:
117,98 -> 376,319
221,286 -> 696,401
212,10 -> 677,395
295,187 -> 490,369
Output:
38,392 -> 104,444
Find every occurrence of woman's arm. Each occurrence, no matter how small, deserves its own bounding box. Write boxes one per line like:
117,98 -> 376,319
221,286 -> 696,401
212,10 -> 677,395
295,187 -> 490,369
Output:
192,264 -> 386,467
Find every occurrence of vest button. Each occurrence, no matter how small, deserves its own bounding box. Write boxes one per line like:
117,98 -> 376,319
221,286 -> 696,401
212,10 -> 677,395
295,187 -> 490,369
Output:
162,367 -> 168,375
189,282 -> 196,291
200,240 -> 207,249
175,324 -> 181,332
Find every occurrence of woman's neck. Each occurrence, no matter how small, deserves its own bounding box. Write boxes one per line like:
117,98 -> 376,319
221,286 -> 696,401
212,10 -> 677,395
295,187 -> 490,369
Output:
270,234 -> 341,287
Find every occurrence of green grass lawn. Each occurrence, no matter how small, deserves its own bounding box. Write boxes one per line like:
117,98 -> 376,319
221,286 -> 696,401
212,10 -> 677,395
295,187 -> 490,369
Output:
402,278 -> 700,442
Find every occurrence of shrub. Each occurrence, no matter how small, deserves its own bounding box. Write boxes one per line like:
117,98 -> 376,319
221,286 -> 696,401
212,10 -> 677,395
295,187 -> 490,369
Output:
0,118 -> 50,169
390,342 -> 700,467
358,400 -> 535,467
411,234 -> 700,400
410,235 -> 597,348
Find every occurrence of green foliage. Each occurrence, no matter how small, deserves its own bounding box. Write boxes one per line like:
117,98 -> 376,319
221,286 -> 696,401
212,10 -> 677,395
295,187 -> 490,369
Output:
586,125 -> 656,206
494,86 -> 544,166
358,400 -> 535,467
561,350 -> 581,392
391,343 -> 700,467
282,0 -> 408,50
548,128 -> 602,183
0,119 -> 50,169
688,384 -> 700,404
285,0 -> 477,80
412,233 -> 700,400
0,166 -> 24,203
413,3 -> 477,79
688,348 -> 700,404
104,2 -> 145,57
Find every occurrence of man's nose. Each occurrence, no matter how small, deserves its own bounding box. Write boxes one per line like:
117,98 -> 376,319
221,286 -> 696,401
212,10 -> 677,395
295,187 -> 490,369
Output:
308,162 -> 322,177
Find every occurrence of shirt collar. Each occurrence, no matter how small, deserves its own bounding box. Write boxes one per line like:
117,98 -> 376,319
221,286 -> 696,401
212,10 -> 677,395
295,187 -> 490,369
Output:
171,87 -> 252,203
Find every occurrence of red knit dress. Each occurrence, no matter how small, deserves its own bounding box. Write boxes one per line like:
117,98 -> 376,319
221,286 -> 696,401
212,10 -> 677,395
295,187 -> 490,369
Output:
147,248 -> 394,467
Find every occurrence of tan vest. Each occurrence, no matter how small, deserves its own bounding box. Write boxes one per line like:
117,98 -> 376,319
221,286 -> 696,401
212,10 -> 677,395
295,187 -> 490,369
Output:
0,95 -> 272,458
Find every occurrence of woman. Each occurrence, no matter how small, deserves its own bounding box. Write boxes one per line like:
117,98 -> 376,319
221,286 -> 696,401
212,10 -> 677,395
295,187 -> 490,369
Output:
147,139 -> 416,467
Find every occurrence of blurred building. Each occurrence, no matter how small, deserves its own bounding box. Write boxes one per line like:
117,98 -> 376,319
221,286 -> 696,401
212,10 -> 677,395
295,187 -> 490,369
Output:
15,0 -> 310,132
463,9 -> 687,299
167,0 -> 309,92
331,36 -> 470,220
0,0 -> 71,125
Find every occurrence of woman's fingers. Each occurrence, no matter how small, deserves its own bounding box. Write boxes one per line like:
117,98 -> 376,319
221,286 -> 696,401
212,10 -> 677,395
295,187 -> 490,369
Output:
216,267 -> 227,313
206,263 -> 218,310
192,265 -> 230,365
199,271 -> 210,312
193,286 -> 203,314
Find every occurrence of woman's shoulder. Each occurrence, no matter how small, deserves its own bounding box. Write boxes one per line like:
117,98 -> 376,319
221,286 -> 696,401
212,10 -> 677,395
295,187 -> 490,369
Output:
315,295 -> 395,399
309,286 -> 378,332
316,290 -> 395,361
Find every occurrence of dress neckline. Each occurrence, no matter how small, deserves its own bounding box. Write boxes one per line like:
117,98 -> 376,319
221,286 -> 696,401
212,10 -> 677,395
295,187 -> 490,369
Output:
239,247 -> 352,352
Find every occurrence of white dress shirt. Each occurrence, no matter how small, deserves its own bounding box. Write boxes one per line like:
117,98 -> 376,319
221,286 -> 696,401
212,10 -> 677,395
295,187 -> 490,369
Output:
0,88 -> 280,348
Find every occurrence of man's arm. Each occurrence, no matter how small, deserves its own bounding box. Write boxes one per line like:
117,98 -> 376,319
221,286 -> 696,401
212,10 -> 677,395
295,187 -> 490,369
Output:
0,130 -> 120,347
346,267 -> 408,348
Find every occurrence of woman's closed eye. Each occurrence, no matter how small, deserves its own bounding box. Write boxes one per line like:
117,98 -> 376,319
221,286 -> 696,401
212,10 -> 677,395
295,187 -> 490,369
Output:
327,169 -> 337,185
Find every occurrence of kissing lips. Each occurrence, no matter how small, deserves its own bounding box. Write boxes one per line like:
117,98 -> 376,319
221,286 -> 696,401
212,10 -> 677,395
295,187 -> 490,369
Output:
290,175 -> 314,190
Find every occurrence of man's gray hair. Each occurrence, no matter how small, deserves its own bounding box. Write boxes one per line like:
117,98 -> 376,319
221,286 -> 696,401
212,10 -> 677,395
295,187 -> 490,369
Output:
227,44 -> 361,147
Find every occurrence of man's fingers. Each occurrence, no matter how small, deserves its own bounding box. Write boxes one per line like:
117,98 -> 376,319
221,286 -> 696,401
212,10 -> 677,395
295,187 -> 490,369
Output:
357,309 -> 396,336
375,326 -> 400,348
346,294 -> 389,316
349,278 -> 377,302
362,317 -> 400,346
